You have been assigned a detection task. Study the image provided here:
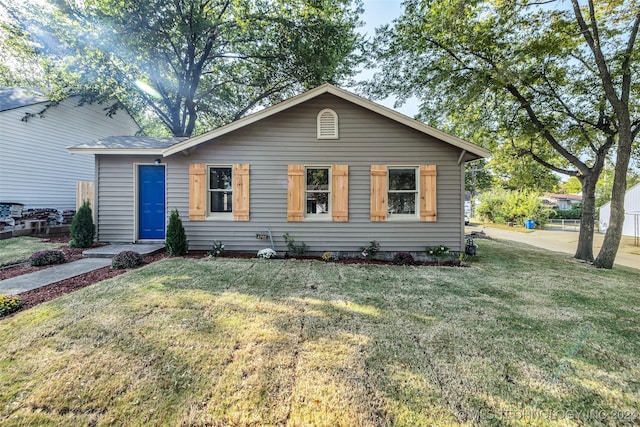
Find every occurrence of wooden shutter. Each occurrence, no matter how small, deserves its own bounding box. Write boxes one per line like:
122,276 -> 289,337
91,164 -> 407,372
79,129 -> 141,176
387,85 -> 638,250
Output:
287,164 -> 304,221
189,164 -> 206,221
233,164 -> 250,221
331,165 -> 348,222
370,165 -> 387,222
420,164 -> 437,222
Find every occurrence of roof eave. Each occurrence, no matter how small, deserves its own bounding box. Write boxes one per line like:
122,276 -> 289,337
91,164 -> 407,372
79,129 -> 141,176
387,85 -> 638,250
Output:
67,148 -> 165,155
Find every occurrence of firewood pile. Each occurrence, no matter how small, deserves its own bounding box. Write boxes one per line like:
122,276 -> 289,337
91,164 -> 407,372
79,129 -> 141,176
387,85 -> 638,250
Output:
61,210 -> 75,224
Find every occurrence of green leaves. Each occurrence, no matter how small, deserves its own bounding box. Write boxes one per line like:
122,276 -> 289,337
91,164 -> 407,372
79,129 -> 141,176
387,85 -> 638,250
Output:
3,0 -> 363,136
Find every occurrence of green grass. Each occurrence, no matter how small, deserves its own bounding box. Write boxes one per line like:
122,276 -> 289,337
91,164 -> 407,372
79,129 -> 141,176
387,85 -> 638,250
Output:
1,240 -> 639,426
0,237 -> 65,267
475,222 -> 535,233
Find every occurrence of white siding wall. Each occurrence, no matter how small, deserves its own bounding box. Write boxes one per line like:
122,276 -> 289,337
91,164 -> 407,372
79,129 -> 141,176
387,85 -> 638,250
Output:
97,94 -> 468,252
599,183 -> 640,237
0,97 -> 139,210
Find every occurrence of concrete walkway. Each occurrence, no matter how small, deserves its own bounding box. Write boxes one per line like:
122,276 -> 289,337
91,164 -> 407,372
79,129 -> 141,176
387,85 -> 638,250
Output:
469,225 -> 640,270
0,243 -> 165,295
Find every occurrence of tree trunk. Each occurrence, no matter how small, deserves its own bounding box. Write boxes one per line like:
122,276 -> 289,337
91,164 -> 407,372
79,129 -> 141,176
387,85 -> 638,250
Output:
594,129 -> 633,268
575,175 -> 597,262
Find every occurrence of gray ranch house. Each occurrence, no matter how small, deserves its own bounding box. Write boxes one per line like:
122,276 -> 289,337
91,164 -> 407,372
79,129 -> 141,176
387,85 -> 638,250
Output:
69,84 -> 489,255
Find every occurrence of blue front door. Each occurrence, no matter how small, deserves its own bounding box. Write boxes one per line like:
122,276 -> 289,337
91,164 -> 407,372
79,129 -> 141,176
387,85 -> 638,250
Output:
138,165 -> 166,239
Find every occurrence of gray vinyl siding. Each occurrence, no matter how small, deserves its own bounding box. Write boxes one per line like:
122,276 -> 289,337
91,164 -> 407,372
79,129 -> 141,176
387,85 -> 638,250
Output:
0,97 -> 139,210
97,94 -> 466,251
96,156 -> 137,242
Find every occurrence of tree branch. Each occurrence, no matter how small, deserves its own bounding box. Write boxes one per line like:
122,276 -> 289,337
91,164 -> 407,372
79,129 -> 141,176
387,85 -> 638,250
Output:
512,141 -> 578,177
504,83 -> 589,173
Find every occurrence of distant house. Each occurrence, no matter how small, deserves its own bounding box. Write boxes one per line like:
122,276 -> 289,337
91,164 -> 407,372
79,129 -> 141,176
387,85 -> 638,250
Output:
68,84 -> 490,254
0,87 -> 140,211
542,193 -> 582,210
599,183 -> 640,238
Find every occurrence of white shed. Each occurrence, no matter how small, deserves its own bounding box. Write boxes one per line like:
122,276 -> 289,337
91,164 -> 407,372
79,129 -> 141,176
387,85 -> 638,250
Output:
0,87 -> 140,211
599,182 -> 640,238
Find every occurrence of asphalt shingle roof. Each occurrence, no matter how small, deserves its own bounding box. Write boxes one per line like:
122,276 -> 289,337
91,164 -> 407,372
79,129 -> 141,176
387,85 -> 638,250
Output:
70,136 -> 188,150
0,87 -> 48,112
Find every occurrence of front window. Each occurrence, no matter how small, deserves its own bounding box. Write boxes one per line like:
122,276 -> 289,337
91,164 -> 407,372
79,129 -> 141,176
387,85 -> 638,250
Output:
209,167 -> 232,213
306,167 -> 330,217
388,167 -> 417,217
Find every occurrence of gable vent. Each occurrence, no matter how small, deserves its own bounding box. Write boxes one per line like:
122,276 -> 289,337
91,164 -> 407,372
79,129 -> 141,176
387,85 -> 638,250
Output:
317,109 -> 339,139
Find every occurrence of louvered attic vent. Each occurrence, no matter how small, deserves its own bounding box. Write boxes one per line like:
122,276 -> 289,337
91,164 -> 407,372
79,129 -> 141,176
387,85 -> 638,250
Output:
317,109 -> 339,139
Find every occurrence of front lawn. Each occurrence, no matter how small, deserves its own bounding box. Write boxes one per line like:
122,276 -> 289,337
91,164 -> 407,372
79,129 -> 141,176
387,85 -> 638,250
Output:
0,237 -> 65,267
1,240 -> 638,426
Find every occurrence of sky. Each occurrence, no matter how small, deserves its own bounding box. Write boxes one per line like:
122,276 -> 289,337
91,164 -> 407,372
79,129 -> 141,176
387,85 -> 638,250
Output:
355,0 -> 421,118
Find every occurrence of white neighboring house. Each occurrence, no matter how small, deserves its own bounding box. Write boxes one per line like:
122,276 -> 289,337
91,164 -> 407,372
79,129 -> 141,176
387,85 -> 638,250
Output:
0,87 -> 140,211
599,182 -> 640,238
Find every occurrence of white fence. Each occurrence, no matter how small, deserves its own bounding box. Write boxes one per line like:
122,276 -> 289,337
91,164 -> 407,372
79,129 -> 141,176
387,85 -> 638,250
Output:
543,219 -> 600,232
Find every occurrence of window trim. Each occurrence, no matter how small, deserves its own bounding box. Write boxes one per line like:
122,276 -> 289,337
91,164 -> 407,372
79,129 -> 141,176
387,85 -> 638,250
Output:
317,108 -> 339,140
207,165 -> 234,220
387,166 -> 419,220
304,165 -> 332,220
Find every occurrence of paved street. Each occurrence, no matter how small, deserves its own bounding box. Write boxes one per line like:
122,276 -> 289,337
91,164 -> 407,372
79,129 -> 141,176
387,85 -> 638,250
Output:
468,225 -> 640,270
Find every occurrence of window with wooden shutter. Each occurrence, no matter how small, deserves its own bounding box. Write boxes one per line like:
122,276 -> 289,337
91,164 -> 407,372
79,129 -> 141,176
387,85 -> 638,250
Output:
388,167 -> 418,218
317,109 -> 338,139
189,164 -> 207,220
233,164 -> 250,221
332,165 -> 348,222
190,163 -> 251,221
287,165 -> 305,221
420,164 -> 437,222
370,165 -> 387,221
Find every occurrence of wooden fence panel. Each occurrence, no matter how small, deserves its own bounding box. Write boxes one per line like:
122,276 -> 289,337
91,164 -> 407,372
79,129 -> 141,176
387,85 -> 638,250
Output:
76,181 -> 95,211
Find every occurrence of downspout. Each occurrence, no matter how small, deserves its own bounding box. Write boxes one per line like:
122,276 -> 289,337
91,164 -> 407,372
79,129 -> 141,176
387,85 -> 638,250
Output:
94,155 -> 100,242
458,150 -> 467,252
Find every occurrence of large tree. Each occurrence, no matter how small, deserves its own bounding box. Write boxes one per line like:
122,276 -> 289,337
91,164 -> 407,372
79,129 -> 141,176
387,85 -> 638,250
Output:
369,0 -> 639,268
0,0 -> 363,136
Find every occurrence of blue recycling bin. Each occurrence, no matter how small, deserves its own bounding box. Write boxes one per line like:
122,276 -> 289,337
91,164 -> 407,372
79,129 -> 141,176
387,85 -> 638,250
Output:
524,219 -> 535,229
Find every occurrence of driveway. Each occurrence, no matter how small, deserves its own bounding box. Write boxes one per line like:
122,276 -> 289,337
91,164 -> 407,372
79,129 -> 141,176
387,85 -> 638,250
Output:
468,225 -> 640,270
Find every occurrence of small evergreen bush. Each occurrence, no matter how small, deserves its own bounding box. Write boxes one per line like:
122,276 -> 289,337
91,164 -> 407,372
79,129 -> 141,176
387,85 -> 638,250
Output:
393,252 -> 415,266
166,209 -> 188,256
29,250 -> 65,267
0,294 -> 22,317
112,251 -> 143,269
69,200 -> 95,248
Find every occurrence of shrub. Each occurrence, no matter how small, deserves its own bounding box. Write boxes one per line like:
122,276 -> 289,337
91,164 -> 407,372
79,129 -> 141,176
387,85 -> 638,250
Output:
552,204 -> 582,220
257,248 -> 276,259
321,251 -> 337,262
208,240 -> 225,257
0,294 -> 22,317
359,240 -> 380,260
29,250 -> 65,267
283,233 -> 307,256
426,244 -> 450,261
112,251 -> 143,269
166,209 -> 188,256
393,252 -> 414,266
69,200 -> 95,248
477,189 -> 552,226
